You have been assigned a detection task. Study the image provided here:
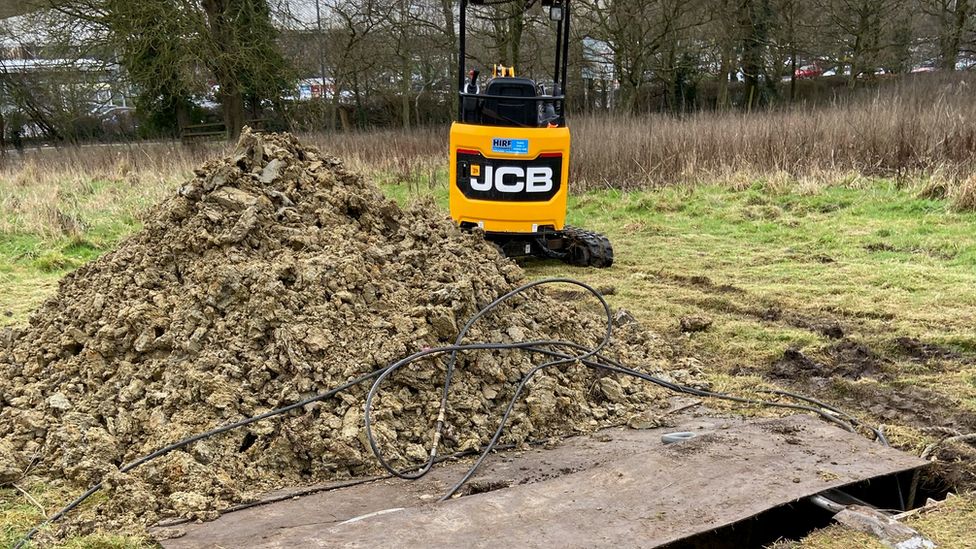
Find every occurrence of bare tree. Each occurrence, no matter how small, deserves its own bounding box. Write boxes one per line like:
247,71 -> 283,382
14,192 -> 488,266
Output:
578,0 -> 703,112
43,0 -> 292,139
922,0 -> 973,69
320,0 -> 386,129
707,0 -> 740,109
818,0 -> 909,87
13,0 -> 976,132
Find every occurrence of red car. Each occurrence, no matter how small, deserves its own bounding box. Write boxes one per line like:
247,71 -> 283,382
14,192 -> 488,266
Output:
794,64 -> 823,79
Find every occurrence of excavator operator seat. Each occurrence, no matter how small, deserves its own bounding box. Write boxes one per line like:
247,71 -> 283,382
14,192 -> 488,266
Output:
464,77 -> 539,127
482,77 -> 538,127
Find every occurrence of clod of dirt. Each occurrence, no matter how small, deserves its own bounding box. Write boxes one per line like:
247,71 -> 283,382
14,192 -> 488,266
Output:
548,284 -> 616,302
865,242 -> 897,253
769,340 -> 887,381
783,314 -> 845,339
893,337 -> 963,362
626,412 -> 665,430
795,318 -> 844,339
675,273 -> 744,294
826,340 -> 888,379
613,309 -> 638,327
680,316 -> 713,333
770,348 -> 828,379
0,130 -> 683,539
461,478 -> 511,496
924,440 -> 976,492
817,323 -> 845,339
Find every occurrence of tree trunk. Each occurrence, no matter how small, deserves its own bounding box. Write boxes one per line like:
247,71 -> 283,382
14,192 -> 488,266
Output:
201,0 -> 246,140
716,42 -> 733,110
942,0 -> 971,70
848,32 -> 861,89
664,45 -> 678,113
440,0 -> 458,116
789,50 -> 797,102
175,99 -> 191,135
622,78 -> 639,114
415,88 -> 423,127
222,85 -> 245,140
740,0 -> 762,110
329,79 -> 340,131
352,73 -> 365,128
585,77 -> 595,114
613,56 -> 632,113
509,0 -> 524,68
400,59 -> 411,129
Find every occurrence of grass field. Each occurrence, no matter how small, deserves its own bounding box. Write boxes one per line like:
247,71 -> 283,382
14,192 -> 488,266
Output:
2,135 -> 976,546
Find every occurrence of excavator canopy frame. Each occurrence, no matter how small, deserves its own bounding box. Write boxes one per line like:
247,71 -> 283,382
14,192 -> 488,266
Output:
458,0 -> 571,124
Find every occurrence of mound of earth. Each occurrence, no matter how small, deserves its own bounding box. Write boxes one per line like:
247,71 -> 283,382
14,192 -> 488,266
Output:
0,130 -> 681,538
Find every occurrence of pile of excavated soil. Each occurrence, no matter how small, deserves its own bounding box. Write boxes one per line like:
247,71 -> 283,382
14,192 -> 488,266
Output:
0,130 -> 687,538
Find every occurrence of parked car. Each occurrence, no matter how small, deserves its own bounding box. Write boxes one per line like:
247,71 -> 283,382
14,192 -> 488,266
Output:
794,64 -> 823,79
911,61 -> 937,73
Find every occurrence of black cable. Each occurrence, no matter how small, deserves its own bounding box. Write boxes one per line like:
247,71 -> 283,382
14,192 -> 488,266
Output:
14,278 -> 879,548
13,368 -> 389,549
534,237 -> 569,260
758,389 -> 891,446
364,278 -> 612,483
435,347 -> 871,501
753,389 -> 907,511
362,279 -> 869,502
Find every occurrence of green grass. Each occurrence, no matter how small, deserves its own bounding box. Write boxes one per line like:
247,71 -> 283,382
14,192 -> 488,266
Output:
0,173 -> 163,326
0,485 -> 152,549
553,182 -> 976,358
3,175 -> 976,546
0,234 -> 124,326
547,183 -> 976,435
790,494 -> 976,549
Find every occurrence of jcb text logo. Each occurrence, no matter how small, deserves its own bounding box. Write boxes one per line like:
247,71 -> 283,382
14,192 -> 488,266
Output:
471,166 -> 553,193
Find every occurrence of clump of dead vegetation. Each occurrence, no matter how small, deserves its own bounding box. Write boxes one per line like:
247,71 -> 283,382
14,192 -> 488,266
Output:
571,74 -> 976,203
2,74 -> 975,237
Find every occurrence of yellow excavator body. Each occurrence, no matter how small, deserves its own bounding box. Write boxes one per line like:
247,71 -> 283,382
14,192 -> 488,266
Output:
447,0 -> 612,267
449,122 -> 570,233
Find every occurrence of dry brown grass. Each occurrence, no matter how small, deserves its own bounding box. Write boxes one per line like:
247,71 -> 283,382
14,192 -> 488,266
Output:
949,173 -> 976,211
2,78 -> 976,547
0,143 -> 206,239
2,72 -> 974,228
309,73 -> 976,209
302,127 -> 444,173
571,74 -> 976,196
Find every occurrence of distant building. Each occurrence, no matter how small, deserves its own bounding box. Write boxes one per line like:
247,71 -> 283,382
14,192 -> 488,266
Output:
0,12 -> 134,123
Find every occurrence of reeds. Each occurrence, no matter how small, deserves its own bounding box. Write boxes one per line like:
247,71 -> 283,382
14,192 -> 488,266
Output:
571,74 -> 976,198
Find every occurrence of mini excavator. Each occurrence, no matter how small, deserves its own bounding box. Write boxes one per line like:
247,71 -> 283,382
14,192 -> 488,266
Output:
449,0 -> 614,267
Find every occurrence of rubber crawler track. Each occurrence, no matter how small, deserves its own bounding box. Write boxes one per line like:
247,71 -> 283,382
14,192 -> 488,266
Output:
563,226 -> 614,268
